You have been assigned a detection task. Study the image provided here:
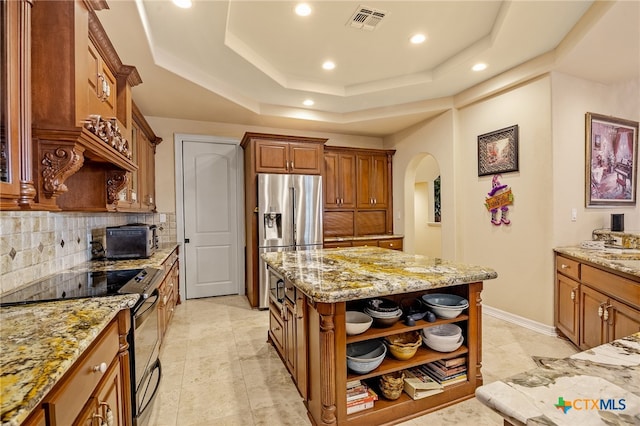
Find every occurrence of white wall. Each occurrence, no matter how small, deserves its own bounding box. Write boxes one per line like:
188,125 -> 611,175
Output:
551,72 -> 640,246
148,117 -> 384,213
385,111 -> 456,257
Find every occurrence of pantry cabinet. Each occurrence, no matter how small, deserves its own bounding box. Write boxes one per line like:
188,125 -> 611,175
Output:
323,147 -> 395,240
555,254 -> 640,350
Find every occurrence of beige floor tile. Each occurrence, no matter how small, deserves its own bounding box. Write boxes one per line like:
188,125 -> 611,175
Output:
152,295 -> 578,426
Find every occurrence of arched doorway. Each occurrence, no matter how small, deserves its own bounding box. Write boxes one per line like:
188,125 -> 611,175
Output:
407,153 -> 442,258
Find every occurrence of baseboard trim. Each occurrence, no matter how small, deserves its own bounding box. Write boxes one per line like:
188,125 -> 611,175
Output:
483,305 -> 557,337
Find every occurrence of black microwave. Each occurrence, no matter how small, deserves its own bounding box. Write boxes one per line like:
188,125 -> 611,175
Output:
106,224 -> 157,259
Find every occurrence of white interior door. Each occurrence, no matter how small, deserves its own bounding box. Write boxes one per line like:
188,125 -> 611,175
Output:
182,139 -> 239,299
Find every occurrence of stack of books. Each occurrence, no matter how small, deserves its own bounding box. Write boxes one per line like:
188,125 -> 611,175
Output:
346,380 -> 378,414
422,356 -> 467,386
403,367 -> 443,400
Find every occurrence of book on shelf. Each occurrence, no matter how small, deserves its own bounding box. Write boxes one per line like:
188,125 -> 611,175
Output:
346,379 -> 362,389
404,368 -> 444,400
424,361 -> 467,378
346,388 -> 378,414
346,384 -> 370,402
347,399 -> 375,414
434,356 -> 466,368
419,365 -> 467,386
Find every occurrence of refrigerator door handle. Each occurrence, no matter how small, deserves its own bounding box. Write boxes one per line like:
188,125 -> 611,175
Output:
291,186 -> 297,247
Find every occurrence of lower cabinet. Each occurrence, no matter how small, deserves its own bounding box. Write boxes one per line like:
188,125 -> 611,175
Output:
41,310 -> 132,426
158,247 -> 180,346
324,237 -> 403,251
556,254 -> 640,350
268,286 -> 307,399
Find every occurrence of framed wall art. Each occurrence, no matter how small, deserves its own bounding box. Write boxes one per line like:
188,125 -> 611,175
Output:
585,112 -> 638,207
477,125 -> 519,176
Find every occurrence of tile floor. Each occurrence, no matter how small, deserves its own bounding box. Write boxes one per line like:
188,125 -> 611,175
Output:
148,295 -> 578,426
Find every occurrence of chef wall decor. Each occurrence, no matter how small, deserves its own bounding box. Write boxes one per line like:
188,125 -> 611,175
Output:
485,174 -> 514,226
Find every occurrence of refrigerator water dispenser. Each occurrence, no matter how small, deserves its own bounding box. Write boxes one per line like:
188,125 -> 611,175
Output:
264,213 -> 282,240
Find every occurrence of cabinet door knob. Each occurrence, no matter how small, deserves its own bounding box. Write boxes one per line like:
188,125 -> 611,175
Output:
92,362 -> 107,374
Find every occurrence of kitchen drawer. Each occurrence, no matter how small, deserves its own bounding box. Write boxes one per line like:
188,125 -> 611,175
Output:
556,256 -> 580,281
269,306 -> 285,355
582,264 -> 640,310
43,320 -> 119,426
378,238 -> 403,250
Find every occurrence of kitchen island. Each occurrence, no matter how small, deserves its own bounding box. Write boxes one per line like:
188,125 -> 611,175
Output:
262,246 -> 497,426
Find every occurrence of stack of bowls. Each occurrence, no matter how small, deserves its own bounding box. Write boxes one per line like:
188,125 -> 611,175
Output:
422,324 -> 463,352
384,331 -> 422,360
421,293 -> 469,319
346,340 -> 387,374
378,371 -> 405,400
364,299 -> 403,328
346,311 -> 373,335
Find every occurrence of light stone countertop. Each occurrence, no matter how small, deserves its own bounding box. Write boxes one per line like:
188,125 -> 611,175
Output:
0,295 -> 139,426
554,246 -> 640,278
476,332 -> 640,425
261,246 -> 498,303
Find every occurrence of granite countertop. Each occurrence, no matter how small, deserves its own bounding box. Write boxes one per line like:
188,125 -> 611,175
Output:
554,246 -> 640,278
71,243 -> 180,272
475,332 -> 640,426
261,246 -> 497,303
0,295 -> 139,426
324,234 -> 404,242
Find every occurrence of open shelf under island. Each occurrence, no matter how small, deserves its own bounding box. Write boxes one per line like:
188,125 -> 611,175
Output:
262,246 -> 498,426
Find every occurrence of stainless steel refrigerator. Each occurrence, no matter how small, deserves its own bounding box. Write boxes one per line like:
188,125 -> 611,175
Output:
258,173 -> 323,309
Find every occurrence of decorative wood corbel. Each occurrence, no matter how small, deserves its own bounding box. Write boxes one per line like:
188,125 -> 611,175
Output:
106,170 -> 128,205
41,145 -> 85,198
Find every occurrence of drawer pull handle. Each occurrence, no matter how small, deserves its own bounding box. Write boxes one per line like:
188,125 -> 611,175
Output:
603,305 -> 611,322
561,264 -> 569,269
570,288 -> 577,301
598,303 -> 606,318
92,362 -> 107,374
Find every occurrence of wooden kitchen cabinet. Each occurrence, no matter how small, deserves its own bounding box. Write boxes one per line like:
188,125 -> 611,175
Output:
254,138 -> 323,175
323,147 -> 395,240
42,310 -> 132,426
325,237 -> 404,251
324,150 -> 356,209
357,153 -> 389,209
555,253 -> 640,349
158,247 -> 180,346
268,285 -> 307,399
0,0 -> 35,210
87,39 -> 117,120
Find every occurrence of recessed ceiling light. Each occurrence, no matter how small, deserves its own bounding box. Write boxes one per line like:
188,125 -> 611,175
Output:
295,3 -> 312,16
322,61 -> 336,70
172,0 -> 192,8
303,99 -> 315,106
410,33 -> 426,44
472,63 -> 487,72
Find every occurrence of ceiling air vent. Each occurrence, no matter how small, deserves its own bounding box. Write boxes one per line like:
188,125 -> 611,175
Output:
347,5 -> 387,31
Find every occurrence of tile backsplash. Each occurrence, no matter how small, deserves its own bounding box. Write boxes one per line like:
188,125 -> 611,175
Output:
0,211 -> 177,295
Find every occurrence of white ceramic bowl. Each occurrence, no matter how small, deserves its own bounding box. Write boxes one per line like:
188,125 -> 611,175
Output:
368,309 -> 403,328
346,311 -> 373,335
421,294 -> 469,319
423,334 -> 464,352
427,305 -> 465,319
346,340 -> 387,374
422,323 -> 462,343
364,307 -> 402,318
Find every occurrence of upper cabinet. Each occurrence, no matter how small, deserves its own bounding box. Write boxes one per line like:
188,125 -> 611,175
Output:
0,0 -> 35,210
357,153 -> 389,209
252,135 -> 324,175
324,150 -> 356,210
28,0 -> 146,211
323,147 -> 394,238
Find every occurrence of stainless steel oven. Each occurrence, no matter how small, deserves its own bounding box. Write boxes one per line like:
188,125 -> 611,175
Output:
130,288 -> 161,426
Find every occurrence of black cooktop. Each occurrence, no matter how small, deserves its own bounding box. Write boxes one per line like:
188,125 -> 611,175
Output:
0,268 -> 146,306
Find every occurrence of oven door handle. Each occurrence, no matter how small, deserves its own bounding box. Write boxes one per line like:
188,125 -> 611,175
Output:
134,289 -> 160,330
137,359 -> 162,417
